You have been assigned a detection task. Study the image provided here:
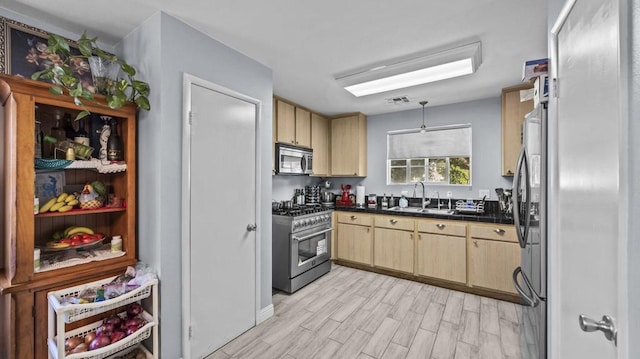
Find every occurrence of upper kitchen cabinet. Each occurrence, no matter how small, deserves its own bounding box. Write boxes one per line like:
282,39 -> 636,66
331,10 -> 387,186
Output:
331,113 -> 367,177
501,83 -> 534,176
275,98 -> 311,147
311,113 -> 330,176
295,107 -> 311,147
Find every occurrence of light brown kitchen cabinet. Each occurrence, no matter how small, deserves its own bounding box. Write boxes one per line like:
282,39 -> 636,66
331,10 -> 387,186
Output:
275,98 -> 311,147
311,113 -> 330,176
330,113 -> 367,176
416,219 -> 467,284
373,216 -> 414,273
295,107 -> 311,147
336,213 -> 373,265
0,74 -> 138,359
468,223 -> 520,294
501,83 -> 534,176
275,99 -> 295,145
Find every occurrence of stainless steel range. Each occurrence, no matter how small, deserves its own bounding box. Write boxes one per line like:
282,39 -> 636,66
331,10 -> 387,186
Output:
272,206 -> 333,293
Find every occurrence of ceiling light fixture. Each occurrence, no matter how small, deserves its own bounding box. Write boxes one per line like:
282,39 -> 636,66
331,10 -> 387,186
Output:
335,42 -> 482,97
419,101 -> 428,133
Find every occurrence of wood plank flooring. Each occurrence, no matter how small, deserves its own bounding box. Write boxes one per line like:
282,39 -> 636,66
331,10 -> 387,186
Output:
208,264 -> 522,359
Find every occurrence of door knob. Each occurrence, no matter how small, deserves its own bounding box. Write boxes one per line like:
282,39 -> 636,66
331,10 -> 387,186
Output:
578,314 -> 617,346
246,224 -> 257,232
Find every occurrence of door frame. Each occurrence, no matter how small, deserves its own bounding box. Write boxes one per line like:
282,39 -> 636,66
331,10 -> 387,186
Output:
180,73 -> 262,359
549,0 -> 629,357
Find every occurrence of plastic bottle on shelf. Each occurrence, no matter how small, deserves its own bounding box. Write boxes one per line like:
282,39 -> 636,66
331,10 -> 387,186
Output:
111,235 -> 122,253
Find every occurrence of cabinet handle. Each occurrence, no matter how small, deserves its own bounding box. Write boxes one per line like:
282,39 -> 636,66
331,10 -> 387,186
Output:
473,240 -> 478,247
494,228 -> 506,234
390,219 -> 398,224
418,234 -> 422,240
351,215 -> 358,220
367,228 -> 370,232
436,223 -> 446,229
354,172 -> 357,176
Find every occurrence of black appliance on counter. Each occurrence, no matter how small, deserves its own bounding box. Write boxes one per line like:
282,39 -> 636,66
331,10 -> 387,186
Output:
272,206 -> 332,293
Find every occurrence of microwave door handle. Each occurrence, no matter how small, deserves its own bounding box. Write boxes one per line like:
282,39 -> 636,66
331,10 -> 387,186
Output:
512,267 -> 539,307
513,146 -> 527,248
300,156 -> 306,172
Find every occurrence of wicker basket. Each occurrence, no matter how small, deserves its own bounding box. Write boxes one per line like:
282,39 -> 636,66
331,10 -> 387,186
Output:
80,199 -> 104,210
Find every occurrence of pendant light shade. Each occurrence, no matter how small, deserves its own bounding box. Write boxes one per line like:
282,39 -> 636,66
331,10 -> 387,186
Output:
419,101 -> 428,133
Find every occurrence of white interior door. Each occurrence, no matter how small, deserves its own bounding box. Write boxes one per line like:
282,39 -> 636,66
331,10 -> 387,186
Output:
185,79 -> 258,358
550,0 -> 626,357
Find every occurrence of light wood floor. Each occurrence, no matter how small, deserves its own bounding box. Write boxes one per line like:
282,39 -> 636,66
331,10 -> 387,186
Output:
208,264 -> 523,359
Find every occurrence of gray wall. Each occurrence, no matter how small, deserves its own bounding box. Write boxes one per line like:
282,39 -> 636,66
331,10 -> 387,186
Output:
117,12 -> 274,359
360,97 -> 512,200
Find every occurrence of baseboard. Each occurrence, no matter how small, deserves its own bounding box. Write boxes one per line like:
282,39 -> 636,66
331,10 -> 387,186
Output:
256,304 -> 274,324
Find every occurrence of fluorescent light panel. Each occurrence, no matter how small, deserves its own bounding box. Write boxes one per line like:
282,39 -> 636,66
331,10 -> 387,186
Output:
337,42 -> 481,97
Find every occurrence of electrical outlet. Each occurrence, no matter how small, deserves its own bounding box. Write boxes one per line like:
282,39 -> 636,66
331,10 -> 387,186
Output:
447,191 -> 452,198
479,189 -> 490,199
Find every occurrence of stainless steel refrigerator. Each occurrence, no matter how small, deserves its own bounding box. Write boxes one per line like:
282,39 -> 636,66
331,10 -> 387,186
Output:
512,100 -> 547,359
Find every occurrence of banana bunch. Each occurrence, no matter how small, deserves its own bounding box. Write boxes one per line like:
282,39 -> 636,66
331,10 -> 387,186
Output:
39,192 -> 79,213
49,225 -> 101,248
52,225 -> 96,240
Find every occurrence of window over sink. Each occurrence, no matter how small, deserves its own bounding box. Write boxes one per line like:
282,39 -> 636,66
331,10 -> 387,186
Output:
387,124 -> 471,185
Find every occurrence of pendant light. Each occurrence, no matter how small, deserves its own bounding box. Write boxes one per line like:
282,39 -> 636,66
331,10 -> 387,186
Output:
419,100 -> 428,133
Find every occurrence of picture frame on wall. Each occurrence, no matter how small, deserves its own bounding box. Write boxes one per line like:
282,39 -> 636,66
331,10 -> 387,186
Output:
0,16 -> 94,89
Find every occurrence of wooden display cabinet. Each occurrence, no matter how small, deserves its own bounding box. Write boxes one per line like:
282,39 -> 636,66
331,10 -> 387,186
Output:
0,74 -> 138,359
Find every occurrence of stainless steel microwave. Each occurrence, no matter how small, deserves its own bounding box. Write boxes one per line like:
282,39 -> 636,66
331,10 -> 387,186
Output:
275,143 -> 313,175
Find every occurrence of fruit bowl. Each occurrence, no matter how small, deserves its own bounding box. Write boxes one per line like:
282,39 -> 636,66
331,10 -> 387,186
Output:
42,235 -> 106,252
80,199 -> 104,210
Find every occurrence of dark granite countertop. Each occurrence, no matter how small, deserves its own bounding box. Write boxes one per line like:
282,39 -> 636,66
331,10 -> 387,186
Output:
334,204 -> 514,225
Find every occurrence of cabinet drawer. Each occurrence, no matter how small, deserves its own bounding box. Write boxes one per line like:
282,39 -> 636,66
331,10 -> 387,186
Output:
417,219 -> 466,237
337,212 -> 373,226
469,224 -> 517,242
374,215 -> 414,231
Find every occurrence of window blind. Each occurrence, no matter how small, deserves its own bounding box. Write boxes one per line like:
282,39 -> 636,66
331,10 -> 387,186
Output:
387,125 -> 471,159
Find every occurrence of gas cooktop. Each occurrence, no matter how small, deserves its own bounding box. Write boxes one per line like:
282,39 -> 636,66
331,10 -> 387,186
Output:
273,205 -> 332,217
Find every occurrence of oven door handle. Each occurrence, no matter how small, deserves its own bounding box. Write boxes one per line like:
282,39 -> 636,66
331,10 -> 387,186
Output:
292,227 -> 334,241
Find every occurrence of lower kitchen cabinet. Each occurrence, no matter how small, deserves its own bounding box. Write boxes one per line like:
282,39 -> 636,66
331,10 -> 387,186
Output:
333,211 -> 519,302
336,222 -> 373,265
416,219 -> 467,284
373,228 -> 414,273
468,238 -> 520,294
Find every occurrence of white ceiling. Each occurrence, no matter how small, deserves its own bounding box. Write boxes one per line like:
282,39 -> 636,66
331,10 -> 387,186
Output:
3,0 -> 547,116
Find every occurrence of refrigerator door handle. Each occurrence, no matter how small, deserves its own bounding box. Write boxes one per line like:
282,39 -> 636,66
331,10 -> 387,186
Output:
512,266 -> 539,307
512,146 -> 531,248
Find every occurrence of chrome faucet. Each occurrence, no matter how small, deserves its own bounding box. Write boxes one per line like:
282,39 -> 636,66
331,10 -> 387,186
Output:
435,191 -> 441,209
413,181 -> 430,209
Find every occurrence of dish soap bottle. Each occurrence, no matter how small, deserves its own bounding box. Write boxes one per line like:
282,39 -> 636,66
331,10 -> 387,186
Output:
399,191 -> 409,208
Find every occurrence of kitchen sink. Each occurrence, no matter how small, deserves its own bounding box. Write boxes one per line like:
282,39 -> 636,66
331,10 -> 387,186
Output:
385,207 -> 455,215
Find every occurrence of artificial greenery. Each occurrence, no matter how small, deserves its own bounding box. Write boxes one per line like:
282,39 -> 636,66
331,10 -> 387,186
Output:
31,33 -> 150,120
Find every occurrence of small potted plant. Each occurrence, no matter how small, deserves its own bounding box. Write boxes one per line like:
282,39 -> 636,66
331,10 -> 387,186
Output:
31,33 -> 150,120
